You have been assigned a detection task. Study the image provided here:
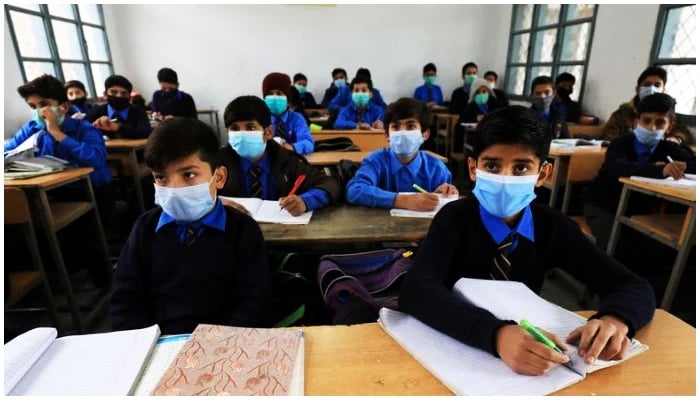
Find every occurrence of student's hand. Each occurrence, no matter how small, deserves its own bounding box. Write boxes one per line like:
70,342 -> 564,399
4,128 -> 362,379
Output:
220,198 -> 251,216
282,143 -> 295,152
394,193 -> 440,211
476,114 -> 485,122
279,195 -> 307,216
434,183 -> 459,197
39,106 -> 67,141
662,161 -> 686,180
151,112 -> 163,121
71,112 -> 86,120
426,101 -> 436,108
357,122 -> 372,130
566,315 -> 630,364
93,116 -> 120,132
163,114 -> 175,120
496,324 -> 570,376
372,120 -> 384,130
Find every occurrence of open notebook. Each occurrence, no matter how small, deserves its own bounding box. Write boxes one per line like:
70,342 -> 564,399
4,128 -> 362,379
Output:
379,278 -> 648,396
219,196 -> 313,224
630,175 -> 696,188
390,193 -> 459,218
4,324 -> 160,396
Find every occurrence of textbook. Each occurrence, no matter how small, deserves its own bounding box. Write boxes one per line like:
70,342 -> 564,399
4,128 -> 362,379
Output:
390,193 -> 459,218
5,155 -> 69,179
378,278 -> 648,396
630,175 -> 696,188
4,324 -> 160,396
219,196 -> 313,224
150,324 -> 304,396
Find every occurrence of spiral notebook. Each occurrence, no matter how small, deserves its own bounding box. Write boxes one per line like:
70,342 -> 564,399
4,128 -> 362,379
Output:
219,196 -> 313,224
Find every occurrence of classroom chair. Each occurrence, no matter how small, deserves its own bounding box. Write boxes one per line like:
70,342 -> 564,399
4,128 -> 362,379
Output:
561,151 -> 606,214
4,188 -> 62,331
433,113 -> 459,158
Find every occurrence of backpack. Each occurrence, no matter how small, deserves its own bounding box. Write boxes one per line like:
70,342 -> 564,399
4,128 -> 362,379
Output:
320,159 -> 361,189
313,136 -> 361,152
317,248 -> 414,312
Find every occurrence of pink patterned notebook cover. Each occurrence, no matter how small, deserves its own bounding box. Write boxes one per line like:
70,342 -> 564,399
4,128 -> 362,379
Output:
151,324 -> 303,396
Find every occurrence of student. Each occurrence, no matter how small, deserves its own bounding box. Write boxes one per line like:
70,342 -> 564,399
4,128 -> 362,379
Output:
583,93 -> 695,249
64,79 -> 93,117
449,62 -> 478,114
261,72 -> 314,155
293,73 -> 318,109
530,75 -> 568,139
346,97 -> 458,211
483,71 -> 509,108
413,62 -> 444,107
552,72 -> 582,124
150,67 -> 197,119
602,66 -> 667,141
85,75 -> 151,139
219,96 -> 341,215
111,117 -> 271,334
328,68 -> 387,111
453,78 -> 506,151
399,105 -> 655,376
320,68 -> 347,108
333,75 -> 385,130
287,84 -> 312,125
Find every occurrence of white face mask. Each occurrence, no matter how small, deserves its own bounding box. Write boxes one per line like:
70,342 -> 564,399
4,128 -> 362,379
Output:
154,176 -> 215,222
638,85 -> 662,99
486,82 -> 496,90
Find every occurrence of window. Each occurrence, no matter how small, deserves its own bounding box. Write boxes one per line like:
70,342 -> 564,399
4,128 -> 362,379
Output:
5,3 -> 114,98
650,5 -> 696,125
504,5 -> 597,103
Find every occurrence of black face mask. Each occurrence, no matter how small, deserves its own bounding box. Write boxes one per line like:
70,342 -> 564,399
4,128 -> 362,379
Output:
557,87 -> 573,98
107,95 -> 130,111
70,97 -> 87,109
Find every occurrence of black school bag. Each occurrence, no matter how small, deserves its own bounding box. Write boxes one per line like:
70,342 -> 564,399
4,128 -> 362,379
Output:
313,136 -> 361,152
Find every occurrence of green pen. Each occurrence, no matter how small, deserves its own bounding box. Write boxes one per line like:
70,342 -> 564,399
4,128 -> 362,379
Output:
412,183 -> 429,194
519,319 -> 578,373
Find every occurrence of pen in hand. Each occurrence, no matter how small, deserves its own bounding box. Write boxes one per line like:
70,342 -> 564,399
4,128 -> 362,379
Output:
280,174 -> 306,211
412,183 -> 428,194
519,320 -> 577,372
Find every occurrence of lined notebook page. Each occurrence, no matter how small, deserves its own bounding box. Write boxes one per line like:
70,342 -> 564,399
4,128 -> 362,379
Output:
219,196 -> 313,224
4,327 -> 56,395
390,193 -> 458,218
630,175 -> 696,188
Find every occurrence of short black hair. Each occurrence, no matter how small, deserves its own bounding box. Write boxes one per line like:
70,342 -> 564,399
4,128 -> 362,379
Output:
18,74 -> 68,103
351,75 -> 373,91
484,71 -> 498,81
293,73 -> 307,83
223,95 -> 272,129
462,62 -> 478,75
383,97 -> 432,133
637,93 -> 676,120
157,67 -> 178,84
555,72 -> 576,85
145,117 -> 221,173
332,68 -> 346,78
64,80 -> 86,93
637,66 -> 667,85
530,75 -> 553,93
104,75 -> 133,93
472,106 -> 550,166
356,67 -> 371,79
423,63 -> 437,74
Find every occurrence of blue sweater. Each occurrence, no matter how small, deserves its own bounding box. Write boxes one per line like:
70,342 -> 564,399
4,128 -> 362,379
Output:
333,102 -> 385,129
328,86 -> 387,111
270,109 -> 314,155
413,84 -> 444,105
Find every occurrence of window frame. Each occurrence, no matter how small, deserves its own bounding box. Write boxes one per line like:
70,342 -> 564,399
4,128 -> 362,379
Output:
649,4 -> 696,126
5,4 -> 114,98
504,5 -> 598,104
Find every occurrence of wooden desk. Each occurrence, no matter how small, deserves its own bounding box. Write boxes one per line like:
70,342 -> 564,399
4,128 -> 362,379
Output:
312,130 -> 386,152
545,146 -> 607,210
305,150 -> 448,166
607,178 -> 696,309
305,108 -> 328,117
303,309 -> 695,395
106,139 -> 149,213
4,168 -> 112,333
258,204 -> 432,245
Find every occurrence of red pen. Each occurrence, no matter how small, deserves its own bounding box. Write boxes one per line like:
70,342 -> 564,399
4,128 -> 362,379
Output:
280,174 -> 306,210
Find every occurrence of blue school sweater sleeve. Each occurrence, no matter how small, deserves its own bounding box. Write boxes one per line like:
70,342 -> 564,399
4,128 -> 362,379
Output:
345,150 -> 397,209
57,122 -> 107,168
288,111 -> 314,155
328,86 -> 350,111
372,88 -> 387,109
4,120 -> 37,152
435,86 -> 444,105
300,188 -> 330,211
334,105 -> 358,129
368,104 -> 385,124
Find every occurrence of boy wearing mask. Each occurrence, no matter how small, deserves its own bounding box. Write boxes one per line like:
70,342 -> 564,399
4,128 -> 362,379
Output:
64,80 -> 93,118
262,72 -> 314,155
453,78 -> 506,151
333,75 -> 385,130
413,62 -> 444,107
293,73 -> 317,109
320,68 -> 347,108
530,75 -> 568,139
449,62 -> 479,114
552,72 -> 582,123
86,75 -> 151,139
150,67 -> 197,119
328,68 -> 387,111
346,97 -> 458,211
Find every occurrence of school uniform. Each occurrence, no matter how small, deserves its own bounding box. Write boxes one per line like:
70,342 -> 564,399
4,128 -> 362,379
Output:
150,89 -> 197,118
533,104 -> 569,139
4,117 -> 111,187
328,86 -> 388,111
269,109 -> 314,155
110,199 -> 271,334
333,102 -> 384,130
299,92 -> 317,109
85,103 -> 151,139
68,100 -> 94,116
449,85 -> 471,114
399,195 -> 656,355
552,96 -> 582,124
413,84 -> 444,105
219,140 -> 341,209
321,83 -> 340,108
346,148 -> 452,208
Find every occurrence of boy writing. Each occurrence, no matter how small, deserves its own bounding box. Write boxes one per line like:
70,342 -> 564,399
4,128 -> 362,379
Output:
262,72 -> 314,155
86,75 -> 151,139
346,97 -> 458,211
333,75 -> 385,130
413,62 -> 444,107
64,79 -> 93,118
150,67 -> 197,119
293,73 -> 318,108
400,105 -> 655,376
110,117 -> 270,334
219,96 -> 341,216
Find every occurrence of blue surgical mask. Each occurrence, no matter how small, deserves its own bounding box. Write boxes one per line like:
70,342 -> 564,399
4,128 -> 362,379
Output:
294,84 -> 307,95
154,176 -> 215,222
472,169 -> 539,218
351,92 -> 371,107
639,85 -> 662,100
424,76 -> 437,85
531,95 -> 554,112
633,125 -> 665,146
474,93 -> 490,106
32,106 -> 64,129
389,130 -> 423,158
264,95 -> 288,116
228,130 -> 266,160
334,79 -> 346,88
464,74 -> 477,85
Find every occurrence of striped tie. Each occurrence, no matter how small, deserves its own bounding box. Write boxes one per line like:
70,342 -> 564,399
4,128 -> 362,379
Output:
490,234 -> 515,280
184,227 -> 197,246
357,107 -> 366,124
276,116 -> 288,141
248,165 -> 263,198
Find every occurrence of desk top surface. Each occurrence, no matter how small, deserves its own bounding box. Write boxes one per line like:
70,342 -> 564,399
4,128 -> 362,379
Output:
105,138 -> 148,149
303,309 -> 695,396
4,167 -> 93,188
313,129 -> 385,136
549,146 -> 607,157
305,150 -> 447,166
619,177 -> 696,202
258,203 -> 432,245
